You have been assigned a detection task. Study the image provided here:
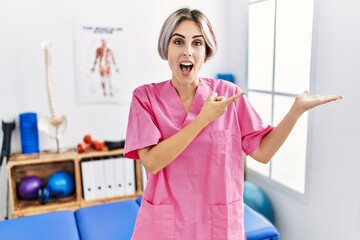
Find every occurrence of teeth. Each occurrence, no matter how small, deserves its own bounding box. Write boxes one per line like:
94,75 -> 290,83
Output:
180,62 -> 193,66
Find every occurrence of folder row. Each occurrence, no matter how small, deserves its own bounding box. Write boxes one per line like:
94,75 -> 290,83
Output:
81,155 -> 136,201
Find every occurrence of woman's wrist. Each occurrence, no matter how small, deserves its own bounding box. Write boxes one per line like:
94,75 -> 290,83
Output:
194,114 -> 210,130
288,104 -> 303,121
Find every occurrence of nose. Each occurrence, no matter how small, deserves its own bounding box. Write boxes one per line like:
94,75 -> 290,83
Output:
183,44 -> 192,57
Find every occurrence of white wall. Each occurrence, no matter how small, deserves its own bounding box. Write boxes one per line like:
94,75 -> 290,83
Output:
0,0 -> 229,152
245,0 -> 360,239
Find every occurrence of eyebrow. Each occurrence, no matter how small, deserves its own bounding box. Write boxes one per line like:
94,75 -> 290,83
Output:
171,33 -> 204,39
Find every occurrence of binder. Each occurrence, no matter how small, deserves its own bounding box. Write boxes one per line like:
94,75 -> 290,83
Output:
103,158 -> 116,198
113,155 -> 126,196
141,163 -> 148,191
81,160 -> 96,200
123,157 -> 135,195
92,159 -> 106,199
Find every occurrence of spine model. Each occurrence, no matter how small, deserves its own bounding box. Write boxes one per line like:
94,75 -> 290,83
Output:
38,41 -> 69,152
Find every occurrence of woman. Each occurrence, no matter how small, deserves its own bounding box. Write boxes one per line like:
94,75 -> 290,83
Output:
124,7 -> 342,240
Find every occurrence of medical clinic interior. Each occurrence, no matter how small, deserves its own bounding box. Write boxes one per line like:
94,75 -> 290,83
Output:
0,0 -> 359,239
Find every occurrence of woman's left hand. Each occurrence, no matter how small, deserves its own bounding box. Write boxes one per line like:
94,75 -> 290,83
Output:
292,91 -> 343,114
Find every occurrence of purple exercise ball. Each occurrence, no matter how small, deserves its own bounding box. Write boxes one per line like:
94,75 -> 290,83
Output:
18,176 -> 44,199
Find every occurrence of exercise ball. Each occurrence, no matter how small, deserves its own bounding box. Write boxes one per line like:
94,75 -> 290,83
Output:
47,171 -> 75,197
244,181 -> 275,223
18,176 -> 44,199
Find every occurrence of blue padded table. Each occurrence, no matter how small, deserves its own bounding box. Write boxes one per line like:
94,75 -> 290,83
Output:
75,199 -> 140,240
0,210 -> 80,240
0,198 -> 278,240
244,204 -> 280,240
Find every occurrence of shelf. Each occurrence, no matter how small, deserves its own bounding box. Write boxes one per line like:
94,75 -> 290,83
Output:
8,148 -> 143,218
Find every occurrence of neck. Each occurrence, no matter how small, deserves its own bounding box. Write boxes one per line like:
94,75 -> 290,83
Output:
171,78 -> 199,113
173,80 -> 198,98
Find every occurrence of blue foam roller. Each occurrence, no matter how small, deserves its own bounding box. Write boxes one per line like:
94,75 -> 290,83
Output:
19,112 -> 40,154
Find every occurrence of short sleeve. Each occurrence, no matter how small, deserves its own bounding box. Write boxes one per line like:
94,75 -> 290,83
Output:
124,87 -> 162,160
237,93 -> 273,155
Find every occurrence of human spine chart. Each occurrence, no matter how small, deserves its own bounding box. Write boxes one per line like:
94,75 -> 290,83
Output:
38,41 -> 69,151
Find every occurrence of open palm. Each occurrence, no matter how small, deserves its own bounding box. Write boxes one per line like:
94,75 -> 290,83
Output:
293,91 -> 343,114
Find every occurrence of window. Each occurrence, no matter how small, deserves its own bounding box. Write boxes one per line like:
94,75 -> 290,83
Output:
246,0 -> 315,194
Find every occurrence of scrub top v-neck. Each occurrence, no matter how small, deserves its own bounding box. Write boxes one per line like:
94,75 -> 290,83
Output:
124,78 -> 272,240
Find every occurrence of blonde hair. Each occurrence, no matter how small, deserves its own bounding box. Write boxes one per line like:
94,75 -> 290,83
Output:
158,7 -> 218,61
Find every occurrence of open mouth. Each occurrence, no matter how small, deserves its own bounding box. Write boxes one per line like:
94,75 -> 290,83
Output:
179,62 -> 193,75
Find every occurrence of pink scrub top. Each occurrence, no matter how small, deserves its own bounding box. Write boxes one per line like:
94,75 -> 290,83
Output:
124,78 -> 273,240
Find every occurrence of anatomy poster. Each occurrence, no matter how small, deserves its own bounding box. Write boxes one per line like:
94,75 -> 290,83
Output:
73,23 -> 129,104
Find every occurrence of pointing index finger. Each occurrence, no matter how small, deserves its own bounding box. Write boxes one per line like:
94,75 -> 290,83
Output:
224,92 -> 245,106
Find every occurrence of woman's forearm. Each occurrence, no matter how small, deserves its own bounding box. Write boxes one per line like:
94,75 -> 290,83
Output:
250,91 -> 342,163
138,114 -> 209,174
250,106 -> 301,163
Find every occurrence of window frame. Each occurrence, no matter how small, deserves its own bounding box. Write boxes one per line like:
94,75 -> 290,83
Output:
244,0 -> 319,203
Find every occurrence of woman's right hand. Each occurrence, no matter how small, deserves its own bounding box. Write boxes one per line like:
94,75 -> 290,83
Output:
198,92 -> 244,124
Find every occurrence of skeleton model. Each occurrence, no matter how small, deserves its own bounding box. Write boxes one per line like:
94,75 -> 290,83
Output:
38,41 -> 69,152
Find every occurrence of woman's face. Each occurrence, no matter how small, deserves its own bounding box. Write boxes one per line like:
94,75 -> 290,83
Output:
167,20 -> 206,87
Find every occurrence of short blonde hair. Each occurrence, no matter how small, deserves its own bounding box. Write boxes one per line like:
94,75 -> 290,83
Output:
158,7 -> 218,62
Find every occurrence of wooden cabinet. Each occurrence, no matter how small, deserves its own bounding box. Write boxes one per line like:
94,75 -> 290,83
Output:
8,148 -> 143,218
